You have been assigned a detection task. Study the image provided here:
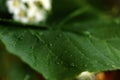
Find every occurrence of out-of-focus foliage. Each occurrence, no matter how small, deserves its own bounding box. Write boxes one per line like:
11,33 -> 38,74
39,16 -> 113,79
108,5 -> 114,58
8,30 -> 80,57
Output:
0,43 -> 45,80
0,0 -> 11,19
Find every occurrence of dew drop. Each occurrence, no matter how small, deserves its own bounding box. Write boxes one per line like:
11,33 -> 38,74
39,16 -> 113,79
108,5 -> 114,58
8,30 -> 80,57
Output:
70,63 -> 75,67
58,34 -> 62,37
56,62 -> 60,65
55,34 -> 62,40
24,74 -> 30,80
83,31 -> 92,38
84,64 -> 87,67
18,36 -> 23,40
64,50 -> 69,54
112,65 -> 116,68
114,19 -> 120,24
39,32 -> 44,36
70,54 -> 73,57
106,63 -> 109,66
48,43 -> 53,47
31,46 -> 34,50
84,31 -> 91,35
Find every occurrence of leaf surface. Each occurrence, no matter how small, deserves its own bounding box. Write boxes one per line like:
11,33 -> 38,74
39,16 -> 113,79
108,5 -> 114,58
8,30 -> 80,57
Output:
0,20 -> 120,80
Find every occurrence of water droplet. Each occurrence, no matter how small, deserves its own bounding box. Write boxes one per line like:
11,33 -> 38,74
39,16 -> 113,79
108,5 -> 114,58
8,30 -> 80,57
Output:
84,31 -> 90,35
114,19 -> 120,24
12,41 -> 17,47
70,63 -> 75,67
83,31 -> 92,38
31,46 -> 34,50
112,65 -> 116,68
70,54 -> 73,57
17,34 -> 24,40
39,32 -> 43,36
64,50 -> 69,53
84,64 -> 87,67
24,74 -> 30,80
56,62 -> 60,65
58,34 -> 62,37
48,43 -> 53,47
18,37 -> 23,40
106,63 -> 109,66
55,34 -> 62,40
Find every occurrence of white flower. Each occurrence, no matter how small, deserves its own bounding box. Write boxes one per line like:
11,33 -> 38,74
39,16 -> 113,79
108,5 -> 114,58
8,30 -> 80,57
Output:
40,0 -> 51,10
6,0 -> 21,14
76,71 -> 96,80
6,0 -> 52,24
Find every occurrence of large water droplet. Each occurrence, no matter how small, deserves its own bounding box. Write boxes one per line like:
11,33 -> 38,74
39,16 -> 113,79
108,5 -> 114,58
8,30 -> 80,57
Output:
48,43 -> 53,47
39,32 -> 44,36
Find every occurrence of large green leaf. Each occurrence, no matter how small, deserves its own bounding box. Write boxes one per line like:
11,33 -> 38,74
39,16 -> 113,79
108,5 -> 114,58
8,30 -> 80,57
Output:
0,43 -> 45,80
0,20 -> 120,80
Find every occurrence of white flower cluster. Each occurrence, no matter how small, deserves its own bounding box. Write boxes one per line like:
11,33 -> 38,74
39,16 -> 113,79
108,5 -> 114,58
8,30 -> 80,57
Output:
77,71 -> 96,80
6,0 -> 51,24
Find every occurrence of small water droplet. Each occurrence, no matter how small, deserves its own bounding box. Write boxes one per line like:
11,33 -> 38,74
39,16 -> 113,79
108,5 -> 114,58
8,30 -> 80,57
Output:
24,74 -> 30,80
84,31 -> 90,35
17,34 -> 24,40
106,63 -> 109,66
114,19 -> 120,24
70,63 -> 75,67
70,54 -> 73,57
31,46 -> 34,50
48,43 -> 53,47
56,62 -> 60,65
112,65 -> 116,68
18,37 -> 23,40
80,53 -> 84,57
55,34 -> 62,40
83,31 -> 92,37
39,32 -> 44,36
84,64 -> 87,67
58,34 -> 62,37
64,50 -> 69,53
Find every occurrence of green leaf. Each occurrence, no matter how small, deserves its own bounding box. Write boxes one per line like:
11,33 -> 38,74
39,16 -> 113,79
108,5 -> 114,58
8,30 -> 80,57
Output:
0,43 -> 45,80
0,20 -> 120,80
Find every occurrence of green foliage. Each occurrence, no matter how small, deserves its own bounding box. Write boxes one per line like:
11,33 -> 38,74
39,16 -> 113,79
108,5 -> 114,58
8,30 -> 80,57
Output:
0,0 -> 11,19
0,20 -> 120,80
0,0 -> 120,80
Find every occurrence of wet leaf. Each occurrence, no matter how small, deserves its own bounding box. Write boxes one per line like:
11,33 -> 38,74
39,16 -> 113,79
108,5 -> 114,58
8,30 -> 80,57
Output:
0,20 -> 120,80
